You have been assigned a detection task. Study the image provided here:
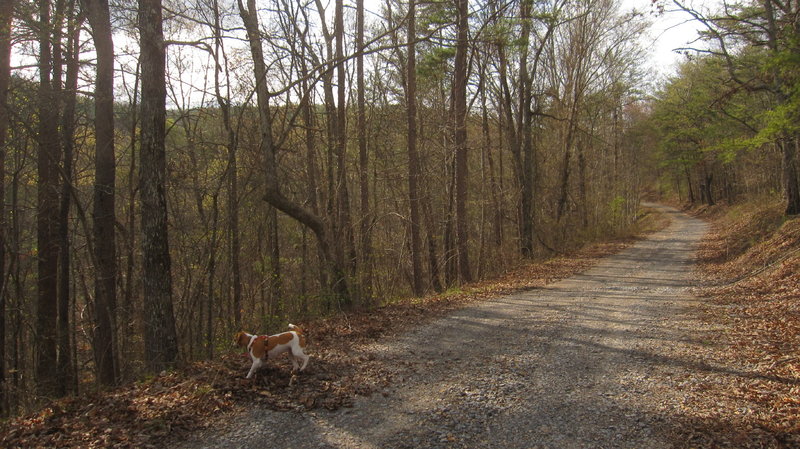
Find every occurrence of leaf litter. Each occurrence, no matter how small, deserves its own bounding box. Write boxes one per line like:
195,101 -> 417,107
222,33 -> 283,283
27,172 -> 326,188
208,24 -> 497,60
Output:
0,208 -> 674,449
668,200 -> 800,448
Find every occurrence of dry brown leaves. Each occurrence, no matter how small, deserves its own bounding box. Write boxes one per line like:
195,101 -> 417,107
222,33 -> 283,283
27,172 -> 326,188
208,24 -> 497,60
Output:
0,212 -> 662,449
0,368 -> 234,448
672,200 -> 800,448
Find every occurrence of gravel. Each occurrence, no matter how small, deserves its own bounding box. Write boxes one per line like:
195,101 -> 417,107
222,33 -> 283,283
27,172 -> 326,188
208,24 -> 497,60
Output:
177,204 -> 708,449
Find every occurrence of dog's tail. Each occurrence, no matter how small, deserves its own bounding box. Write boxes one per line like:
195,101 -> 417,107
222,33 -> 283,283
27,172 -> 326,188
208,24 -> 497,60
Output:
288,323 -> 309,347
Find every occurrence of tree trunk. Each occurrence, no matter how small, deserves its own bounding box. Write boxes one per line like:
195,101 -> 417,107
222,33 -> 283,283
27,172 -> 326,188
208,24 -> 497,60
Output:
0,0 -> 14,415
36,0 -> 62,399
406,0 -> 423,296
82,0 -> 118,386
299,51 -> 327,295
206,194 -> 218,358
10,165 -> 22,413
783,138 -> 800,215
577,139 -> 588,228
557,98 -> 580,222
452,0 -> 471,283
685,166 -> 695,204
122,61 -> 139,381
517,0 -> 535,256
335,0 -> 356,297
57,1 -> 80,393
139,0 -> 179,372
422,200 -> 443,292
357,0 -> 372,302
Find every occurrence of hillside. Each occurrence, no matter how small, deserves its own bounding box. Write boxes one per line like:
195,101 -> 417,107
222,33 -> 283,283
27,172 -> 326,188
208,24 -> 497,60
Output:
2,202 -> 798,448
0,208 -> 665,448
674,199 -> 800,447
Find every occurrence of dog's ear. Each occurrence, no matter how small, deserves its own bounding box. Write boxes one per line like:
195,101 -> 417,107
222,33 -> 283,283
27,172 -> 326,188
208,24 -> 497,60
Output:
234,331 -> 246,346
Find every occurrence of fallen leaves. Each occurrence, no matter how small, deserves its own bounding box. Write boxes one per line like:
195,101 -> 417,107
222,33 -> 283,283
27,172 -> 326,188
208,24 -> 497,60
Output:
0,210 -> 663,449
0,369 -> 234,448
670,200 -> 800,448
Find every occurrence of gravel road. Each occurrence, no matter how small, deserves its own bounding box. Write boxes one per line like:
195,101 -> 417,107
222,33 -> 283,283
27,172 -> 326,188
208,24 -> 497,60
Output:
179,204 -> 708,449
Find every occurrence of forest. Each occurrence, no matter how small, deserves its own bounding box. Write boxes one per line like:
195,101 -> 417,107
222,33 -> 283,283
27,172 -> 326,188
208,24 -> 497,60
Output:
0,0 -> 797,419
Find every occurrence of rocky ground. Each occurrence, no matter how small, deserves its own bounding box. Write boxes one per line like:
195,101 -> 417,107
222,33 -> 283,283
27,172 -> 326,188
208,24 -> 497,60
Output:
177,204 -> 714,449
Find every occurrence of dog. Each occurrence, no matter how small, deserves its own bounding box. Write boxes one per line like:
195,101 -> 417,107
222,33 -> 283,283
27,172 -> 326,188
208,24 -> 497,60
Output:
234,324 -> 310,379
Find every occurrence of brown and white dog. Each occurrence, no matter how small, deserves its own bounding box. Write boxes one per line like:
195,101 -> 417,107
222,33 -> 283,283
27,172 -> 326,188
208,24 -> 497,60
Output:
234,324 -> 310,378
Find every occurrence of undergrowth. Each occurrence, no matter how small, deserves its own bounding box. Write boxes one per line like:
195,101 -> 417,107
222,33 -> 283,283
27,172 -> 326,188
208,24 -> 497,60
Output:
0,206 -> 666,449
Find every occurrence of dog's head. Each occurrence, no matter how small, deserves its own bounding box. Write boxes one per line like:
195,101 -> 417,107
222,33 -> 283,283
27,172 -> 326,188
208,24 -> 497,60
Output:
233,331 -> 249,347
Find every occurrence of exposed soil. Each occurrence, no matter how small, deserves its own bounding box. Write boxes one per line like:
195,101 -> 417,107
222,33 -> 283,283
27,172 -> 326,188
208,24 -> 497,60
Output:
176,204 -> 719,448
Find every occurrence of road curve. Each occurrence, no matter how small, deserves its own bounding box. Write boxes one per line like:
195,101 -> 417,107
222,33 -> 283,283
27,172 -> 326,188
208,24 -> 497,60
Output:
179,204 -> 708,449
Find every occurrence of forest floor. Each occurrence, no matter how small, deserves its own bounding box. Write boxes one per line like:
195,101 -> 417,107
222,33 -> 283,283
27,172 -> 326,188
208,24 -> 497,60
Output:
2,202 -> 798,448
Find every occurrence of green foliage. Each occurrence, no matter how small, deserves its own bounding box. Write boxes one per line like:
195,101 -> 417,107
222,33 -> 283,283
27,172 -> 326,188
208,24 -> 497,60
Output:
608,195 -> 625,220
418,0 -> 455,30
417,46 -> 456,79
646,0 -> 800,205
650,55 -> 768,172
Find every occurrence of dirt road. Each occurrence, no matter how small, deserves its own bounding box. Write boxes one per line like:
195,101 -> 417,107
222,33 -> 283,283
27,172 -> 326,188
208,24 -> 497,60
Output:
179,204 -> 708,448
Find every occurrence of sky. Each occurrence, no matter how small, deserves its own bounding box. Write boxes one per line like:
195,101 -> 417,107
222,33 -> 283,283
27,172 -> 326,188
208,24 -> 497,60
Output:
621,0 -> 715,77
9,0 -> 718,101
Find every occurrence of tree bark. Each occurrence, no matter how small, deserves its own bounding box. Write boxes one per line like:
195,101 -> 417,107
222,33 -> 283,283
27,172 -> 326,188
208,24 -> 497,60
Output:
139,0 -> 179,372
406,0 -> 424,296
517,0 -> 535,255
781,133 -> 800,215
57,0 -> 80,393
0,0 -> 14,415
357,0 -> 372,301
452,0 -> 471,283
36,0 -> 62,399
335,0 -> 356,295
82,0 -> 118,386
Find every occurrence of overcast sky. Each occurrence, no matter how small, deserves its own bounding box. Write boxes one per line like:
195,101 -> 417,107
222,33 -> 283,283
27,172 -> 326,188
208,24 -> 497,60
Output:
623,0 -> 714,77
9,0 -> 715,101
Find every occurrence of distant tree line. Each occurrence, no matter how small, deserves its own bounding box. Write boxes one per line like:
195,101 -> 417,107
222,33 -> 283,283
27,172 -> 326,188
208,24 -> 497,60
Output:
0,0 -> 650,414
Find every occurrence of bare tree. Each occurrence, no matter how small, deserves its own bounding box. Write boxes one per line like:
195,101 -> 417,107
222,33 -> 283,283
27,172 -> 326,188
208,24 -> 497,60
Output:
334,0 -> 357,297
406,0 -> 424,296
0,0 -> 14,415
82,0 -> 118,385
452,0 -> 471,283
206,0 -> 242,332
237,0 -> 350,302
57,0 -> 80,394
357,0 -> 373,301
35,0 -> 62,398
139,0 -> 179,372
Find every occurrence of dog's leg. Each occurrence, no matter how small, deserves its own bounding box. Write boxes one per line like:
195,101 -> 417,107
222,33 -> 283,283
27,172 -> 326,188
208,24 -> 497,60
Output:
288,345 -> 309,372
246,358 -> 262,379
296,350 -> 309,371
